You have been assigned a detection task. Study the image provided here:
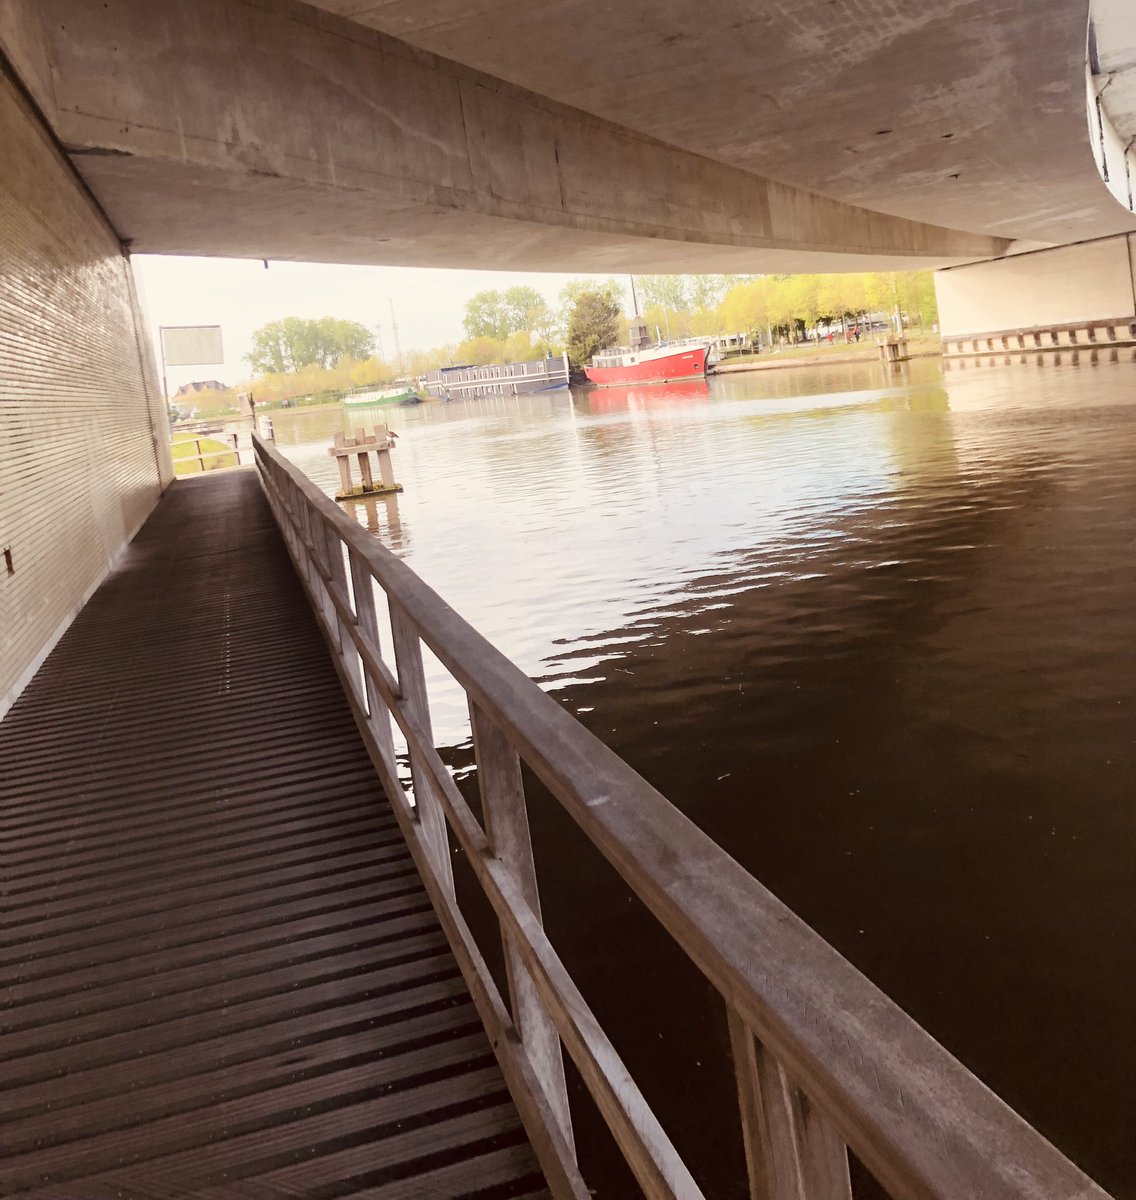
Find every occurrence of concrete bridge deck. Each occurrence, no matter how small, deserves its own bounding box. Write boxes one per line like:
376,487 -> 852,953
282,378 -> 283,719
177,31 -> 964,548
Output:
0,470 -> 548,1199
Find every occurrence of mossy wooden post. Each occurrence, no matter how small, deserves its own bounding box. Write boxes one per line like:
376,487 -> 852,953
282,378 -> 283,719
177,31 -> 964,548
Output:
329,425 -> 403,501
331,432 -> 353,495
878,336 -> 910,363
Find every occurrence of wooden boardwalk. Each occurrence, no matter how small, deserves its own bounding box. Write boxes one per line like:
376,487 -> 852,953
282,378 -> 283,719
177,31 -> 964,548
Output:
0,471 -> 549,1199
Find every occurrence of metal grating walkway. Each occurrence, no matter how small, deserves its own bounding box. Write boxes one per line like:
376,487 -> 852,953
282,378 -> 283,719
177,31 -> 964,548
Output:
0,471 -> 548,1199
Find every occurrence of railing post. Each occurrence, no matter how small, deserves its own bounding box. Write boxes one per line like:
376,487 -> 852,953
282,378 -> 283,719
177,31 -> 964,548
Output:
727,1009 -> 851,1200
469,699 -> 575,1155
306,509 -> 335,636
324,525 -> 362,698
349,547 -> 398,788
296,489 -> 318,593
388,600 -> 455,899
283,474 -> 303,567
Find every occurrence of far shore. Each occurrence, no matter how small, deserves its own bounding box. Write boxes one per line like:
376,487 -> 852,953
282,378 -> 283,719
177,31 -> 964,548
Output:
713,342 -> 941,375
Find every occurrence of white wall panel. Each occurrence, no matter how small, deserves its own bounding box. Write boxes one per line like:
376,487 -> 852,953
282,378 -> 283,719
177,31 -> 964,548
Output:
935,236 -> 1136,337
0,68 -> 169,718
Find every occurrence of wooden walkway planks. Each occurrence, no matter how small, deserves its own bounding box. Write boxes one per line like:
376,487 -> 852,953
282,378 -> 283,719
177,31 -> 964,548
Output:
0,470 -> 549,1200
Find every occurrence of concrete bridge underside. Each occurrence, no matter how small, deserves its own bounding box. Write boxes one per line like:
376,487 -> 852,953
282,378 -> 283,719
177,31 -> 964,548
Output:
6,0 -> 1132,274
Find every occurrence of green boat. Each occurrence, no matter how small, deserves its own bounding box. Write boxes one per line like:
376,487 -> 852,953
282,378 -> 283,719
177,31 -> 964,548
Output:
343,385 -> 419,408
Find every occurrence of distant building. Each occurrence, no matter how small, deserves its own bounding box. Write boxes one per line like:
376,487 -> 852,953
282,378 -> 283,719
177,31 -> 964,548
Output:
172,379 -> 227,398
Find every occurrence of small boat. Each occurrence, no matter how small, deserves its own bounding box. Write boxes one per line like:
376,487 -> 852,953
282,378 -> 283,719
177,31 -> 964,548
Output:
343,385 -> 418,408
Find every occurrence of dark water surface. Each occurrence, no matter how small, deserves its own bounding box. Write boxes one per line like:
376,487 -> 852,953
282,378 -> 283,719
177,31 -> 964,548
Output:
277,356 -> 1135,1198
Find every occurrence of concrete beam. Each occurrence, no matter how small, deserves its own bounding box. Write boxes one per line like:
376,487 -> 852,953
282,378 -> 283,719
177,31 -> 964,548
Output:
317,0 -> 1136,247
0,0 -> 1007,271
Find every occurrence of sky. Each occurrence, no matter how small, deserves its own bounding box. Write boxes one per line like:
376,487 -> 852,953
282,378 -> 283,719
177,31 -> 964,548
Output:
133,256 -> 626,392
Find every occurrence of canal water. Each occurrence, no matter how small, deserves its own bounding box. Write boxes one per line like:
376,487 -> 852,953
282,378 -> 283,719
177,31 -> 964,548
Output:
273,355 -> 1135,1199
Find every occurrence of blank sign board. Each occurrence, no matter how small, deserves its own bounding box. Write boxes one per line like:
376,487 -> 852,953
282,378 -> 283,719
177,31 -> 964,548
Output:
161,325 -> 224,367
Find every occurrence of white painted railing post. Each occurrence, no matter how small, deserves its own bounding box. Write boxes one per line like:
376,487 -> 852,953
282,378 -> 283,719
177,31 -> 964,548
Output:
728,1009 -> 851,1200
469,698 -> 576,1155
348,547 -> 398,789
388,600 -> 456,899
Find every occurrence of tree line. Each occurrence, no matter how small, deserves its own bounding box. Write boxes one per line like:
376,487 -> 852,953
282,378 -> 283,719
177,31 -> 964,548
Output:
245,316 -> 376,375
233,270 -> 939,404
447,271 -> 938,368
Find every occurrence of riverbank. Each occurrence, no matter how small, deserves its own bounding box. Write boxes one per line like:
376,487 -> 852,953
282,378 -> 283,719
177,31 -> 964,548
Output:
714,335 -> 941,374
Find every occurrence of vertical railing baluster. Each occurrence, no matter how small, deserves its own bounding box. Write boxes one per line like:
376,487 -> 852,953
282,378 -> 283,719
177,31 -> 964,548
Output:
388,600 -> 455,898
293,479 -> 309,578
309,511 -> 335,636
286,477 -> 301,561
284,475 -> 302,568
469,699 -> 575,1153
349,547 -> 398,788
798,1093 -> 853,1200
299,493 -> 319,595
728,1008 -> 851,1200
324,526 -> 363,697
322,527 -> 345,652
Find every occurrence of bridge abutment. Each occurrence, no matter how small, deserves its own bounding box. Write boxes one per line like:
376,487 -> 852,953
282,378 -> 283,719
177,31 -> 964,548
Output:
935,235 -> 1136,357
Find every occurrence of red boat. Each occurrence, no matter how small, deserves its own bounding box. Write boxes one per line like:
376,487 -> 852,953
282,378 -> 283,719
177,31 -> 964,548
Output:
584,341 -> 709,387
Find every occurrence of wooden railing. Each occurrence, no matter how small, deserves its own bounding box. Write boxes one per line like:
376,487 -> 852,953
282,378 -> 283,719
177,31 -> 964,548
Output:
173,428 -> 254,472
253,433 -> 1111,1200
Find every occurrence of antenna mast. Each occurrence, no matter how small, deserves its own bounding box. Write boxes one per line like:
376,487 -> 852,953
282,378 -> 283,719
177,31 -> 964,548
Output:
388,299 -> 403,375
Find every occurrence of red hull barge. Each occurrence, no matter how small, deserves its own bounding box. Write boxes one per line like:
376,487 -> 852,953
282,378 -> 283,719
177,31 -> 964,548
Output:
584,344 -> 708,387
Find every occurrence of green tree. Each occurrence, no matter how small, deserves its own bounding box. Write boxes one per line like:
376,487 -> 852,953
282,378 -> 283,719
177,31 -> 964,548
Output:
502,286 -> 550,336
465,286 -> 555,341
718,277 -> 769,336
685,274 -> 738,310
895,271 -> 937,328
637,275 -> 689,313
565,287 -> 622,369
559,277 -> 623,308
503,330 -> 537,362
455,335 -> 505,365
318,317 -> 375,366
245,317 -> 375,375
463,290 -> 509,340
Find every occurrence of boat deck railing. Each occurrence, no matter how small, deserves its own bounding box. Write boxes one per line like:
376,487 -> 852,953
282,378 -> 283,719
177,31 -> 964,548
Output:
254,431 -> 1111,1200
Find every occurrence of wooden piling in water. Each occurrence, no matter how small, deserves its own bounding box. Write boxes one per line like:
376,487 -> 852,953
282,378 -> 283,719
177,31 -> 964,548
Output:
328,425 -> 403,500
878,336 -> 910,363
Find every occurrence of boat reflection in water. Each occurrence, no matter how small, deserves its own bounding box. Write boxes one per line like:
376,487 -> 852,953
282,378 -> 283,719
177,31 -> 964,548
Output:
582,378 -> 711,414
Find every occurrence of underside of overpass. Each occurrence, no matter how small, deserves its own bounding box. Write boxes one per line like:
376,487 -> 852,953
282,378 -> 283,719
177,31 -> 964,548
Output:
1,0 -> 1132,273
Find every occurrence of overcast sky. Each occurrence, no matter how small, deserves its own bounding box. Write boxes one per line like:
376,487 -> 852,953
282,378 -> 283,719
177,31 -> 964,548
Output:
134,255 -> 627,391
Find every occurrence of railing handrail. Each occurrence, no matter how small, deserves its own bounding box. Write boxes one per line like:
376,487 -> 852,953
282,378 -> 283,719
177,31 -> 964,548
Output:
251,432 -> 1110,1200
